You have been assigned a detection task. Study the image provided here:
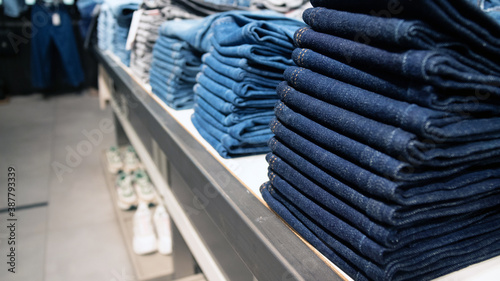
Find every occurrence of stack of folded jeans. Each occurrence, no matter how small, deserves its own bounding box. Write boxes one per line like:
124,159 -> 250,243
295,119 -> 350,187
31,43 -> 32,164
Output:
147,2 -> 209,110
130,4 -> 166,82
261,1 -> 500,280
467,0 -> 500,23
189,12 -> 304,158
149,35 -> 203,109
98,0 -> 140,65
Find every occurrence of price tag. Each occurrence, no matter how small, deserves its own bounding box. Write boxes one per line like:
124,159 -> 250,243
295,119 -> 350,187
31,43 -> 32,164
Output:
126,10 -> 143,51
52,13 -> 61,26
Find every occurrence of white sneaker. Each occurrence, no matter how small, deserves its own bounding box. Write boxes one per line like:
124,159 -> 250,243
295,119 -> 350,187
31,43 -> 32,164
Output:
123,146 -> 140,173
116,171 -> 138,210
133,169 -> 157,205
106,146 -> 123,173
133,202 -> 157,255
153,205 -> 172,255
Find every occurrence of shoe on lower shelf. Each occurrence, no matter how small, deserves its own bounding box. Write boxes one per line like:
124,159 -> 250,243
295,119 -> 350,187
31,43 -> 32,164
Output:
133,202 -> 157,255
106,146 -> 123,174
116,171 -> 138,210
154,204 -> 172,255
123,145 -> 140,173
133,169 -> 157,205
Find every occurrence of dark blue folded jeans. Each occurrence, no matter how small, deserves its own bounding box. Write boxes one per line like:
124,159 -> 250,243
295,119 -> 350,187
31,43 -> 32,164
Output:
158,10 -> 304,52
283,67 -> 500,143
293,27 -> 500,93
291,48 -> 500,115
272,102 -> 500,188
261,182 -> 500,281
267,132 -> 500,224
31,4 -> 85,89
301,7 -> 500,75
265,148 -> 500,226
194,84 -> 275,114
201,63 -> 280,89
276,83 -> 500,170
309,0 -> 500,61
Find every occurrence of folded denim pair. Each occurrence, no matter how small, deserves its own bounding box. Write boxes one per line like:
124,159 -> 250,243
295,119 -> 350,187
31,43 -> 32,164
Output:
309,0 -> 500,61
261,183 -> 500,281
191,112 -> 272,158
98,0 -> 140,65
189,11 -> 304,158
158,10 -> 304,52
276,82 -> 500,171
261,3 -> 500,280
265,146 -> 500,225
294,27 -> 500,93
149,35 -> 202,109
292,48 -> 500,115
266,167 -> 500,268
302,7 -> 500,75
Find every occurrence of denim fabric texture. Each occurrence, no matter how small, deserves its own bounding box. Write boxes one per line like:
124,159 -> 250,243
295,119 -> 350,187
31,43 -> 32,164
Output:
262,183 -> 500,281
302,7 -> 500,76
3,0 -> 27,18
30,3 -> 85,89
261,3 -> 500,280
149,36 -> 202,109
309,0 -> 500,61
294,27 -> 500,91
291,48 -> 500,115
184,11 -> 304,158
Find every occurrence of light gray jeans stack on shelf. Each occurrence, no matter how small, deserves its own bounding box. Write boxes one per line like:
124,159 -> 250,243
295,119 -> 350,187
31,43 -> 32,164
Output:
130,0 -> 200,83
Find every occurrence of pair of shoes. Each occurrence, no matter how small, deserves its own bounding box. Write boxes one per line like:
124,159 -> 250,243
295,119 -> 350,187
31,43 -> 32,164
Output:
106,145 -> 141,174
133,203 -> 172,255
115,169 -> 157,210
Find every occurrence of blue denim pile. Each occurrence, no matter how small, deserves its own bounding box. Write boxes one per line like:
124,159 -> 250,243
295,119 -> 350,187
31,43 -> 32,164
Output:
147,0 -> 243,109
149,35 -> 203,109
189,12 -> 304,158
261,1 -> 500,280
98,0 -> 141,66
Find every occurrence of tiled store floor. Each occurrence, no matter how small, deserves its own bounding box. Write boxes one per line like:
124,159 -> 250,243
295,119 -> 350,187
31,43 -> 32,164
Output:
0,93 -> 135,281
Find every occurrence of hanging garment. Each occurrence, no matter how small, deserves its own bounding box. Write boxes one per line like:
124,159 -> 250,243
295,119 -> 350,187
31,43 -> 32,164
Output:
30,3 -> 84,88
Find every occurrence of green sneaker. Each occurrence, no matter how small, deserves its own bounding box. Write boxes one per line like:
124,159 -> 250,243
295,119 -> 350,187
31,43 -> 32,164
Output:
116,171 -> 138,210
133,169 -> 157,205
123,146 -> 140,173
